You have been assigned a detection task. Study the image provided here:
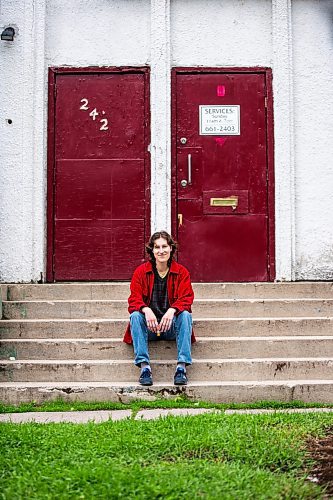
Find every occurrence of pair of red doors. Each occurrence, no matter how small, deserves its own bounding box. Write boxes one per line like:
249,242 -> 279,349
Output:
47,68 -> 274,282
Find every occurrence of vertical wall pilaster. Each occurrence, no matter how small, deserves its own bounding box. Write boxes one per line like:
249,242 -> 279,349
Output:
150,0 -> 171,233
272,0 -> 296,280
23,0 -> 47,281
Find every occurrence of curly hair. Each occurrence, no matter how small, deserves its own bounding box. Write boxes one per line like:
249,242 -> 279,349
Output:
146,231 -> 178,266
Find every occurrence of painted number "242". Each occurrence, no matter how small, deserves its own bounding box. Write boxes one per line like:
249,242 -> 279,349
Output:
80,98 -> 109,131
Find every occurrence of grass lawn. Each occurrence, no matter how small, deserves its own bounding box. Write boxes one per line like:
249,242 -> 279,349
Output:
1,397 -> 333,414
1,412 -> 333,499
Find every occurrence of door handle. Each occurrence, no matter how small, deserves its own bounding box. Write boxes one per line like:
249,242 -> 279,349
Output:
187,154 -> 192,185
178,213 -> 183,226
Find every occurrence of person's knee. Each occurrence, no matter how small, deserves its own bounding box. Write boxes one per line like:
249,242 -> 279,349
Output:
175,311 -> 192,333
178,310 -> 192,322
180,310 -> 191,318
130,311 -> 144,323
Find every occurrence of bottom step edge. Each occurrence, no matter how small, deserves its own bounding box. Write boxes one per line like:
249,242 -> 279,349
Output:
1,380 -> 333,404
2,379 -> 333,388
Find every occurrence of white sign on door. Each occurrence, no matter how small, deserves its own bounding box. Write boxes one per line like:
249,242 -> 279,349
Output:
199,105 -> 240,135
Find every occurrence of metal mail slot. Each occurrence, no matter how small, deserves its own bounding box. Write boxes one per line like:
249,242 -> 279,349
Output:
210,196 -> 238,208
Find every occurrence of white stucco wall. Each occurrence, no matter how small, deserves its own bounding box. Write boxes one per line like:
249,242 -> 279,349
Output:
171,0 -> 272,67
292,0 -> 333,279
45,0 -> 150,66
0,0 -> 46,283
0,0 -> 332,282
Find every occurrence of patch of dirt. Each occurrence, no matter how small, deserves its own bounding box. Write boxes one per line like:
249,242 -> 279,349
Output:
307,426 -> 333,496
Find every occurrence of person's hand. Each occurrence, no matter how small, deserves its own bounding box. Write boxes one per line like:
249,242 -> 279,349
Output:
159,308 -> 176,333
142,307 -> 158,333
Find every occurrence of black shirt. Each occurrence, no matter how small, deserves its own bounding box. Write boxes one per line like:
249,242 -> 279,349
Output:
150,268 -> 170,322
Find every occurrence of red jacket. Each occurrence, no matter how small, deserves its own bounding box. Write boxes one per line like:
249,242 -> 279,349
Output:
123,260 -> 196,344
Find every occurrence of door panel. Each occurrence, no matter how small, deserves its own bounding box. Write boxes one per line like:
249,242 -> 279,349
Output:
54,219 -> 145,280
50,71 -> 149,281
55,160 -> 145,219
175,72 -> 271,282
177,207 -> 268,281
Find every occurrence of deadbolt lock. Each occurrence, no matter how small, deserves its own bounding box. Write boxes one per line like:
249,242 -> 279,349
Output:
181,179 -> 188,187
180,137 -> 187,144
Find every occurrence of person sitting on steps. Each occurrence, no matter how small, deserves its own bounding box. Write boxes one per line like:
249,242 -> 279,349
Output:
123,231 -> 195,386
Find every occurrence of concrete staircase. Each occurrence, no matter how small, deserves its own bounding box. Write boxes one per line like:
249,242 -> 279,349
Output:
1,282 -> 333,404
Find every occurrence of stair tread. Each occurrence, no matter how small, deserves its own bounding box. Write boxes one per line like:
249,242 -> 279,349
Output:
1,379 -> 333,388
1,316 -> 333,322
2,335 -> 333,340
2,357 -> 333,364
4,298 -> 333,303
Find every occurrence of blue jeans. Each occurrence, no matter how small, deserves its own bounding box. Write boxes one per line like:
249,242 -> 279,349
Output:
130,311 -> 193,366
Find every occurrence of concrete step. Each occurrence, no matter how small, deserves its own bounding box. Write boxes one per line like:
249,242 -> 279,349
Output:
3,282 -> 333,301
2,298 -> 333,319
1,337 -> 333,361
1,358 -> 333,383
1,380 -> 333,404
1,282 -> 332,405
2,300 -> 127,319
0,380 -> 333,404
0,319 -> 128,339
1,317 -> 332,339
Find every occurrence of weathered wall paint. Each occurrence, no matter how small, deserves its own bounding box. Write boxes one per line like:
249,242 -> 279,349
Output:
272,0 -> 296,282
171,0 -> 272,67
0,0 -> 332,281
0,0 -> 46,283
45,0 -> 150,66
292,0 -> 333,280
150,0 -> 171,233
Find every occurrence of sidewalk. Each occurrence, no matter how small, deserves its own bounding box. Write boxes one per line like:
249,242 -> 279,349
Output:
1,407 -> 333,424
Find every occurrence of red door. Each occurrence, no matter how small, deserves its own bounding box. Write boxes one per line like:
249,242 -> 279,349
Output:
48,69 -> 150,281
173,70 -> 274,282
